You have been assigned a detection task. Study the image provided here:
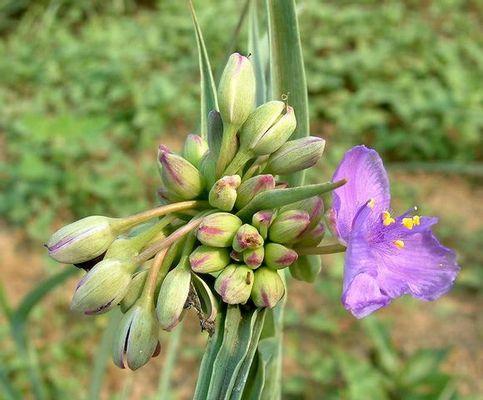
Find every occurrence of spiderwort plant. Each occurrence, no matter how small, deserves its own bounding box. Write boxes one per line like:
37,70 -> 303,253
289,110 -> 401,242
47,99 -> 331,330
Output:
45,0 -> 460,396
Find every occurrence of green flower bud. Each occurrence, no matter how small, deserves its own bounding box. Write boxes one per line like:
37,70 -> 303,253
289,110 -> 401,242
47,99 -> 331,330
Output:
214,264 -> 254,305
281,196 -> 324,231
218,53 -> 256,129
182,134 -> 209,168
289,255 -> 321,283
251,268 -> 285,308
264,243 -> 298,270
157,145 -> 204,200
295,222 -> 325,247
265,136 -> 325,175
112,303 -> 159,370
197,212 -> 242,247
156,263 -> 191,331
268,210 -> 310,244
243,246 -> 264,269
251,210 -> 276,239
46,216 -> 123,264
240,101 -> 296,155
119,269 -> 148,313
235,175 -> 275,209
189,245 -> 230,273
71,259 -> 133,315
209,175 -> 241,211
232,224 -> 264,252
199,152 -> 217,189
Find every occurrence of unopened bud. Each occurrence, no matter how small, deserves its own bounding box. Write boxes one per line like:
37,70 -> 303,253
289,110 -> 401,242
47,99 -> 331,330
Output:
189,245 -> 230,273
119,269 -> 148,313
289,255 -> 321,283
182,134 -> 208,168
268,210 -> 310,244
240,101 -> 296,155
232,224 -> 264,252
218,53 -> 256,129
282,196 -> 324,230
251,210 -> 276,239
46,216 -> 122,264
265,136 -> 325,175
156,264 -> 191,331
209,175 -> 241,211
235,174 -> 275,209
214,264 -> 254,305
243,246 -> 264,269
157,145 -> 204,200
197,212 -> 242,247
295,222 -> 325,247
199,153 -> 218,190
264,243 -> 298,270
251,268 -> 285,308
112,303 -> 159,370
71,259 -> 133,315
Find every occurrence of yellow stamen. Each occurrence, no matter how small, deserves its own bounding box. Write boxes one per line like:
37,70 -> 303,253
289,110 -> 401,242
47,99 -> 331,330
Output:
393,239 -> 405,249
412,215 -> 420,226
382,211 -> 395,226
367,198 -> 376,209
402,217 -> 414,229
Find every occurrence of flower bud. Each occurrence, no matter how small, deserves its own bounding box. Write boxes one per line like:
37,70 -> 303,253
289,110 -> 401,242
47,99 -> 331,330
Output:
46,216 -> 122,264
243,246 -> 264,269
197,212 -> 242,247
251,210 -> 276,239
156,264 -> 191,331
189,245 -> 230,273
264,243 -> 298,270
112,303 -> 159,370
289,255 -> 321,283
295,222 -> 325,247
157,145 -> 204,200
199,152 -> 217,189
214,264 -> 254,305
235,174 -> 275,209
71,259 -> 133,315
251,268 -> 285,308
232,224 -> 264,252
218,53 -> 256,129
209,175 -> 241,211
268,210 -> 310,244
281,196 -> 324,230
119,269 -> 148,313
182,134 -> 208,168
240,101 -> 296,156
265,136 -> 325,175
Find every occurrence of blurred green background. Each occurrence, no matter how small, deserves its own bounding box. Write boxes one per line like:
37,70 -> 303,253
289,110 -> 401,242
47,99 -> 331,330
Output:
0,0 -> 481,399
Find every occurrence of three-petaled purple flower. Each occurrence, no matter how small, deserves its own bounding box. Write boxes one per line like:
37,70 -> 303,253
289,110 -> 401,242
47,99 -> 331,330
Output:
331,145 -> 460,318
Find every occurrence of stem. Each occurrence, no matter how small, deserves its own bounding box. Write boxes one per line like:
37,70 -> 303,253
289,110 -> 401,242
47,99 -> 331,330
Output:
215,124 -> 239,177
295,243 -> 347,255
143,248 -> 169,302
242,156 -> 268,181
129,216 -> 175,251
119,201 -> 208,230
223,149 -> 253,176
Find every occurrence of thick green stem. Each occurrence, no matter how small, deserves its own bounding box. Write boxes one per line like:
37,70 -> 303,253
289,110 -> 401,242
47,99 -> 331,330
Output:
295,243 -> 347,255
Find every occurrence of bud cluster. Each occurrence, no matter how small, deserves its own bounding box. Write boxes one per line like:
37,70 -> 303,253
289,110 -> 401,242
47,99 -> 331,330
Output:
46,53 -> 339,371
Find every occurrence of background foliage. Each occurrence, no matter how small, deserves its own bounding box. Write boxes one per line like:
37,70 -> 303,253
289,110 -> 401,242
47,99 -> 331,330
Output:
0,0 -> 481,399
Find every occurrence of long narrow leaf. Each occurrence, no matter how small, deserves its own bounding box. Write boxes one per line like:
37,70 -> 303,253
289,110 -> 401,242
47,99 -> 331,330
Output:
189,0 -> 218,139
0,363 -> 22,400
157,321 -> 184,399
248,0 -> 267,105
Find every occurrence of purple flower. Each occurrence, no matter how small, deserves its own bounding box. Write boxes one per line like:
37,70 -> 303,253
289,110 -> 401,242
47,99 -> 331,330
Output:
332,145 -> 460,318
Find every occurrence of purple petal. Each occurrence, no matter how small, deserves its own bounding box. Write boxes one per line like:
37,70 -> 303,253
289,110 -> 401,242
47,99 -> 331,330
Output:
332,146 -> 390,242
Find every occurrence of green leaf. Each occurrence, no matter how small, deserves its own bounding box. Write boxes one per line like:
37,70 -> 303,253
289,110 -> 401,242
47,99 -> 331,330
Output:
236,180 -> 346,220
248,0 -> 268,106
192,273 -> 219,325
189,0 -> 219,139
266,0 -> 309,187
399,349 -> 448,387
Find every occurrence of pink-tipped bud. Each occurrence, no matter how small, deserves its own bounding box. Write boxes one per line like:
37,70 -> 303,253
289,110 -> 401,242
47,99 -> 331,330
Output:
295,222 -> 326,247
282,196 -> 324,230
251,210 -> 276,239
189,245 -> 230,273
214,264 -> 254,305
197,212 -> 243,248
157,145 -> 204,200
182,134 -> 208,168
232,224 -> 264,252
264,243 -> 298,270
250,268 -> 285,308
243,246 -> 264,269
268,210 -> 310,244
235,174 -> 275,209
209,175 -> 241,211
